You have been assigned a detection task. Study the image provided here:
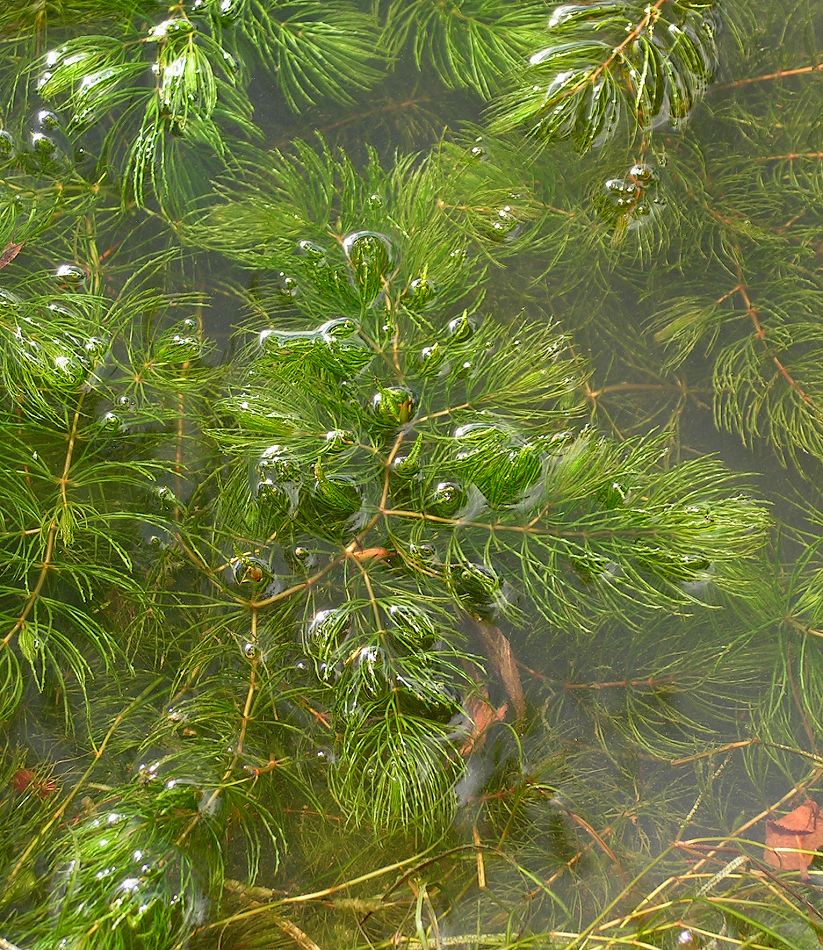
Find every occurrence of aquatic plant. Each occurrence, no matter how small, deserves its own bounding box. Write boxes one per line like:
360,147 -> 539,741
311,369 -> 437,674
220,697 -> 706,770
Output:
0,1 -> 822,948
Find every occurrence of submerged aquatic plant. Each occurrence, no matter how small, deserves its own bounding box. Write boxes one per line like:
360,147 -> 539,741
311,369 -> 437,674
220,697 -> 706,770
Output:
0,1 -> 821,948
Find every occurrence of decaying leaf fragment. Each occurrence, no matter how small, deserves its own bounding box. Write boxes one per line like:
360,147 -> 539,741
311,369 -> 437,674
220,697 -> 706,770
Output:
763,799 -> 823,876
0,241 -> 22,269
460,690 -> 508,757
476,622 -> 526,721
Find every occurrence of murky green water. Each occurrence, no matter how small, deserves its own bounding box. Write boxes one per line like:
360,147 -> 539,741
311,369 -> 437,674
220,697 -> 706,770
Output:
0,1 -> 821,948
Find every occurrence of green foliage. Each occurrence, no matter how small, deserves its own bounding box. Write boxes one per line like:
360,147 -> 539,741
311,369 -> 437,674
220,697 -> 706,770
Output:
0,0 -> 821,948
19,784 -> 216,950
33,13 -> 255,209
492,0 -> 723,150
10,0 -> 381,210
380,0 -> 551,99
221,0 -> 383,111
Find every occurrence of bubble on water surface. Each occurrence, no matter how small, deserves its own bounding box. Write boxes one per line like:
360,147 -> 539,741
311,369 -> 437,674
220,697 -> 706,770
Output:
54,263 -> 86,286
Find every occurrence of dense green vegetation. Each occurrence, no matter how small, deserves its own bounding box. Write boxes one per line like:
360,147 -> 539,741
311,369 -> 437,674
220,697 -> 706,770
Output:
0,0 -> 821,947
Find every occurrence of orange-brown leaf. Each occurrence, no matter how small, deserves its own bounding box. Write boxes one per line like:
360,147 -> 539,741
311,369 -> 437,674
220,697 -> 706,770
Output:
0,242 -> 22,269
764,799 -> 823,875
460,692 -> 508,757
477,622 -> 526,721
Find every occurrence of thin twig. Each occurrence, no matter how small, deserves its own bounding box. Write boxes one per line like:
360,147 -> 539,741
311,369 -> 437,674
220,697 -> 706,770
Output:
717,62 -> 823,89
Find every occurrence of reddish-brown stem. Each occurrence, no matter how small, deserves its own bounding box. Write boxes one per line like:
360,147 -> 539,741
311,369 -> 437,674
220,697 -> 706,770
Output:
587,381 -> 691,400
733,266 -> 816,407
349,546 -> 392,562
756,151 -> 823,163
564,675 -> 676,691
552,0 -> 669,107
718,63 -> 823,89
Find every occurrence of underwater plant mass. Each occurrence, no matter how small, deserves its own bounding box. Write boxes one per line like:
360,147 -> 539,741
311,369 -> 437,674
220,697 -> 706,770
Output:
0,0 -> 821,947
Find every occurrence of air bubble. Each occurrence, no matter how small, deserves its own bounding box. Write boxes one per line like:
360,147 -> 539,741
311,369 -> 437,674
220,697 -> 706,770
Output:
30,132 -> 57,156
342,230 -> 395,301
36,110 -> 60,131
275,271 -> 298,298
324,429 -> 352,450
230,556 -> 270,586
148,17 -> 194,40
319,317 -> 358,341
408,276 -> 437,307
446,315 -> 476,341
371,386 -> 416,425
0,130 -> 15,158
629,162 -> 657,186
54,263 -> 86,286
428,480 -> 466,516
306,607 -> 348,652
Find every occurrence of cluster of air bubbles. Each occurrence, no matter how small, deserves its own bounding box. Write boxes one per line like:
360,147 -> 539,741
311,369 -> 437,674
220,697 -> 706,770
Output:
135,759 -> 162,785
487,197 -> 524,242
10,108 -> 74,173
258,317 -> 359,353
597,161 -> 665,235
157,318 -> 203,362
412,314 -> 483,379
12,310 -> 108,391
148,17 -> 195,41
49,791 -> 206,943
303,599 -> 455,713
469,136 -> 486,160
254,444 -> 300,512
274,271 -> 299,298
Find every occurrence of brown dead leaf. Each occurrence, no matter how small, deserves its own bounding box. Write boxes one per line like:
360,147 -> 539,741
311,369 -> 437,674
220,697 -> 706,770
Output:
0,242 -> 22,269
460,690 -> 508,757
476,622 -> 526,721
764,799 -> 823,876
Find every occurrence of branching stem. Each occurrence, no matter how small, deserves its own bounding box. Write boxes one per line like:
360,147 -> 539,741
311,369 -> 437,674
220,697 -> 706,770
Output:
2,401 -> 84,649
732,266 -> 818,411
